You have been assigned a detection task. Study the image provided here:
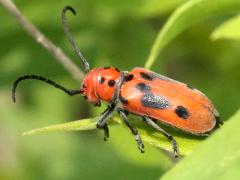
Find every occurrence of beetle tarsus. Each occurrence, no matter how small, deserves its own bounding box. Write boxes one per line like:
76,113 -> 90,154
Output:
96,103 -> 116,140
143,116 -> 179,158
135,134 -> 145,153
172,138 -> 179,158
118,108 -> 145,153
103,124 -> 109,141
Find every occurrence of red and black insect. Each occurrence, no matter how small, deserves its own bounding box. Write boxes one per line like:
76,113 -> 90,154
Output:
12,6 -> 223,157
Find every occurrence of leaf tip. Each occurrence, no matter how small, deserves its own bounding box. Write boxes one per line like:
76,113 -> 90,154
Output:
22,130 -> 34,136
210,32 -> 219,41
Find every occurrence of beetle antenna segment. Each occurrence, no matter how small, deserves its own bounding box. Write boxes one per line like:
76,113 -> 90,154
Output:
61,6 -> 90,73
12,75 -> 81,103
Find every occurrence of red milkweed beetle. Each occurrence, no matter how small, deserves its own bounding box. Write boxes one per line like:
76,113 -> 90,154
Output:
12,6 -> 223,158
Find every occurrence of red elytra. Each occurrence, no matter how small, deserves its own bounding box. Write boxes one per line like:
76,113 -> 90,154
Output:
12,6 -> 223,158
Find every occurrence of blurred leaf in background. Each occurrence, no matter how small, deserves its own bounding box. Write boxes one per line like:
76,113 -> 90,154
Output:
0,0 -> 240,179
211,15 -> 240,41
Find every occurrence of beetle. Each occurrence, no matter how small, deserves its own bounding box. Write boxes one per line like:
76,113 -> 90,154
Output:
12,6 -> 223,158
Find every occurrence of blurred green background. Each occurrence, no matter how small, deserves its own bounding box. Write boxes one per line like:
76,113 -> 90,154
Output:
0,0 -> 240,179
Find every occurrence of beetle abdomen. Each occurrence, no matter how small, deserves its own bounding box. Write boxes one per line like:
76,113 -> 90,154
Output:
120,68 -> 217,135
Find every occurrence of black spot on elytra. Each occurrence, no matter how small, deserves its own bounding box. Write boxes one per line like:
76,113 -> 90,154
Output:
119,94 -> 128,104
141,93 -> 169,109
104,67 -> 110,69
136,83 -> 151,92
108,80 -> 116,87
99,77 -> 105,84
124,74 -> 134,82
140,72 -> 154,81
140,70 -> 185,87
175,106 -> 189,119
114,67 -> 120,72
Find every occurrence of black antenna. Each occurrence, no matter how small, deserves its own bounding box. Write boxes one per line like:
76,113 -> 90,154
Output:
62,6 -> 90,73
12,75 -> 82,103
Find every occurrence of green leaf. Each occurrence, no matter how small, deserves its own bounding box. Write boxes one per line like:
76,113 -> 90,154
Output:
22,118 -> 99,136
161,109 -> 240,180
211,15 -> 240,41
23,115 -> 206,156
144,0 -> 240,69
137,0 -> 187,18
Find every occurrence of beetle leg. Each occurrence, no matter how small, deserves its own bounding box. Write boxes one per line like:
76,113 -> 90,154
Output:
118,108 -> 145,153
112,72 -> 125,102
101,124 -> 109,141
96,103 -> 116,141
143,116 -> 179,158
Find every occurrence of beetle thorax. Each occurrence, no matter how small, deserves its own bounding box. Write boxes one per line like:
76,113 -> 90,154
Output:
80,67 -> 122,104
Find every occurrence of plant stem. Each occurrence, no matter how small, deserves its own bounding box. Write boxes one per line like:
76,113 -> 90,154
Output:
0,0 -> 84,81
